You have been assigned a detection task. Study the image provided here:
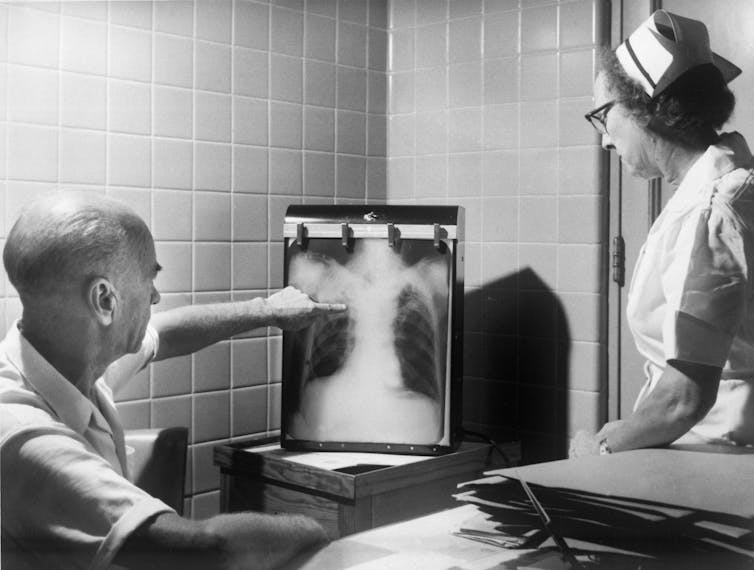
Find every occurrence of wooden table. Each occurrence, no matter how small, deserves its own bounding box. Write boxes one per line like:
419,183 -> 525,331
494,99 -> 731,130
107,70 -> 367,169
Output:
214,437 -> 520,539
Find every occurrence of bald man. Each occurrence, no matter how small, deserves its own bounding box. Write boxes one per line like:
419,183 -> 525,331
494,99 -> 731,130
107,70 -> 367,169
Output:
0,192 -> 346,569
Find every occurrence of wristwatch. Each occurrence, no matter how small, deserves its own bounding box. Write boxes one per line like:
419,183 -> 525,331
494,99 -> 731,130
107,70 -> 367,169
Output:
598,437 -> 612,455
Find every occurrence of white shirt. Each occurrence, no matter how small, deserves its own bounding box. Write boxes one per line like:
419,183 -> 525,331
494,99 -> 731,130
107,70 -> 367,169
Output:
627,132 -> 754,445
0,322 -> 174,570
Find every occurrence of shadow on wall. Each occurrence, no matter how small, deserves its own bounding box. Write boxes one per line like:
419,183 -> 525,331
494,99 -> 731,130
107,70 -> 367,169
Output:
463,268 -> 571,465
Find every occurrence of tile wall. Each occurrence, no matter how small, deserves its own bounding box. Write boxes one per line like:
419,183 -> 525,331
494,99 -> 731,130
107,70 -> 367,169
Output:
386,0 -> 609,463
0,0 -> 610,519
0,0 -> 387,518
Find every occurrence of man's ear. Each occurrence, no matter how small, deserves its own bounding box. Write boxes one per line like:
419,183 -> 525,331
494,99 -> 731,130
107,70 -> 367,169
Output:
88,277 -> 117,326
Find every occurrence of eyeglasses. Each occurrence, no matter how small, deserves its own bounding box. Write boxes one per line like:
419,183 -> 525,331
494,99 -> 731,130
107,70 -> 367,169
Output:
584,100 -> 617,135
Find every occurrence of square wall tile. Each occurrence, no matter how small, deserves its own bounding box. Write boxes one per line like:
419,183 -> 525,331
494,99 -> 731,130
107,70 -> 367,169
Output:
484,11 -> 518,58
558,196 -> 604,244
521,4 -> 557,53
340,0 -> 368,25
60,129 -> 106,184
61,72 -> 106,130
483,104 -> 518,150
108,134 -> 150,187
269,242 -> 285,289
155,33 -> 193,88
269,149 -> 303,195
304,107 -> 335,152
559,97 -> 595,147
192,441 -> 222,494
367,114 -> 387,157
233,97 -> 268,145
233,243 -> 268,290
559,146 -> 602,196
337,111 -> 366,155
233,146 -> 268,194
195,243 -> 231,292
154,86 -> 193,139
415,155 -> 447,200
415,111 -> 447,155
116,401 -> 150,430
368,71 -> 387,115
519,196 -> 557,243
519,101 -> 557,149
151,395 -> 192,431
153,190 -> 192,241
416,23 -> 447,68
306,14 -> 335,62
414,67 -> 447,110
389,28 -> 414,72
338,21 -> 367,68
109,188 -> 150,226
483,150 -> 519,196
449,61 -> 482,108
61,14 -> 106,74
8,124 -> 57,182
233,194 -> 269,241
110,0 -> 152,29
232,338 -> 268,388
155,1 -> 193,36
192,491 -> 221,520
518,243 -> 557,290
304,152 -> 335,197
520,149 -> 557,195
9,6 -> 59,68
234,48 -> 268,98
369,28 -> 388,71
558,244 -> 603,294
196,92 -> 231,143
448,108 -> 482,153
482,196 -> 517,242
564,341 -> 603,392
270,102 -> 303,149
337,156 -> 367,199
194,142 -> 231,191
269,383 -> 282,431
560,49 -> 594,98
193,391 -> 230,442
65,2 -> 109,21
560,0 -> 596,49
305,60 -> 336,107
232,386 -> 268,436
271,6 -> 304,57
337,67 -> 367,112
521,52 -> 557,101
153,139 -> 193,190
268,335 -> 283,381
309,0 -> 336,18
483,57 -> 519,105
109,80 -> 150,135
388,114 -> 415,157
270,54 -> 303,103
155,242 -> 193,292
196,0 -> 232,43
389,71 -> 414,114
196,41 -> 231,93
8,64 -> 58,125
194,342 -> 231,392
448,17 -> 482,63
235,0 -> 269,51
151,355 -> 192,398
449,153 -> 482,197
563,389 -> 602,436
110,26 -> 151,82
195,192 -> 231,241
560,292 -> 601,343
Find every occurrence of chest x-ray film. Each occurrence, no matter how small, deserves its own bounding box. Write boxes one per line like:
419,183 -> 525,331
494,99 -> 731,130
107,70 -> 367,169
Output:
281,206 -> 464,455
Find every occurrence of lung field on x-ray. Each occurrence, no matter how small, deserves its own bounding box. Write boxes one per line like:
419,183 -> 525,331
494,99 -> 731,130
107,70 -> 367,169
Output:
284,238 -> 451,444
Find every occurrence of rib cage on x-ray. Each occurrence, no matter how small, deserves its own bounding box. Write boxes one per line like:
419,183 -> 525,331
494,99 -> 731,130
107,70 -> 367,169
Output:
284,238 -> 451,445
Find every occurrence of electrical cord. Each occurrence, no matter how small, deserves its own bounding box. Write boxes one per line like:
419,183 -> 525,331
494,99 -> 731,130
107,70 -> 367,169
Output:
460,428 -> 514,468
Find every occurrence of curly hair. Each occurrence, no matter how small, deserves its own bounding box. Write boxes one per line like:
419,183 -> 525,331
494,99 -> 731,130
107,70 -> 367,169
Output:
597,46 -> 736,149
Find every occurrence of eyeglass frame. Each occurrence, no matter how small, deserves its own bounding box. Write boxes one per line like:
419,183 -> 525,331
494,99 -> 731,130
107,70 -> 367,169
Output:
584,100 -> 618,135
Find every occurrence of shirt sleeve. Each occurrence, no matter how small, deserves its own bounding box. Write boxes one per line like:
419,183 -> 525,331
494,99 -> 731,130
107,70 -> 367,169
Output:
662,204 -> 749,367
1,416 -> 174,570
104,325 -> 160,397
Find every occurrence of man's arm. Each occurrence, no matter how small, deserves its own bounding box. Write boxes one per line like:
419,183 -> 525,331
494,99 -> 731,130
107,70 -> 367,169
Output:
150,286 -> 347,362
115,510 -> 328,570
570,360 -> 720,456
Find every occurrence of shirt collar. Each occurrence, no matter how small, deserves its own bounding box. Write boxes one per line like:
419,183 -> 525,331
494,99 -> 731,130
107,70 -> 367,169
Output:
672,132 -> 754,206
3,320 -> 94,434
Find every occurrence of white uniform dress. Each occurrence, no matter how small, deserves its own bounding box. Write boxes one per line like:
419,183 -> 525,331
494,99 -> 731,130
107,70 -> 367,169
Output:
627,132 -> 754,445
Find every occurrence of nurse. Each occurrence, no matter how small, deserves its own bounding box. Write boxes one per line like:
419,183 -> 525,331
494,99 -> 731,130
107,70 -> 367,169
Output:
571,10 -> 754,456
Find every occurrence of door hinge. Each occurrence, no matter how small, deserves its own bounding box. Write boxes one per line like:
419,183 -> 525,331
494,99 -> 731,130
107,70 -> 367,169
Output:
612,235 -> 625,287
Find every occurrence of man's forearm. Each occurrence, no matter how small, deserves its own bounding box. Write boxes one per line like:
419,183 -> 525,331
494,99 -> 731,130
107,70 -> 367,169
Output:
151,298 -> 272,361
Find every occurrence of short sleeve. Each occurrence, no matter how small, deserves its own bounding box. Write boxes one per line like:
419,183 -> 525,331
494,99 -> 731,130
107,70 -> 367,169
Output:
104,325 -> 160,397
662,206 -> 748,366
1,418 -> 174,570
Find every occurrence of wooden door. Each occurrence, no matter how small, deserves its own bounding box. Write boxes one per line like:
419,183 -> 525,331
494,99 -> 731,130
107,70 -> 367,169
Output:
609,0 -> 754,419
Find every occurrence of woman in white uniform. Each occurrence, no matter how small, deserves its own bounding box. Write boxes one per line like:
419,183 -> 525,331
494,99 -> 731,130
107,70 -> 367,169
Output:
572,10 -> 754,456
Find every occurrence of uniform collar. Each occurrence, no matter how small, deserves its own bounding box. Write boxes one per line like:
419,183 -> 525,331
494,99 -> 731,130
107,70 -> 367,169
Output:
673,132 -> 754,205
3,320 -> 94,434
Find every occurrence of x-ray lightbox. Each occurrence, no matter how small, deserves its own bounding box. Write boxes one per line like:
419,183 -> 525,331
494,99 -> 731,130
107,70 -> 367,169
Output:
281,205 -> 464,455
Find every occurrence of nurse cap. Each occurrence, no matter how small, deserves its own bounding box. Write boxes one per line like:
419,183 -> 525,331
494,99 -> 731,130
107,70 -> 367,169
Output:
615,10 -> 741,98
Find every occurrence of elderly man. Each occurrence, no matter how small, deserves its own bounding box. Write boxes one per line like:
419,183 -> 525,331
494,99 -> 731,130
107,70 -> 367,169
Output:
0,192 -> 346,569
